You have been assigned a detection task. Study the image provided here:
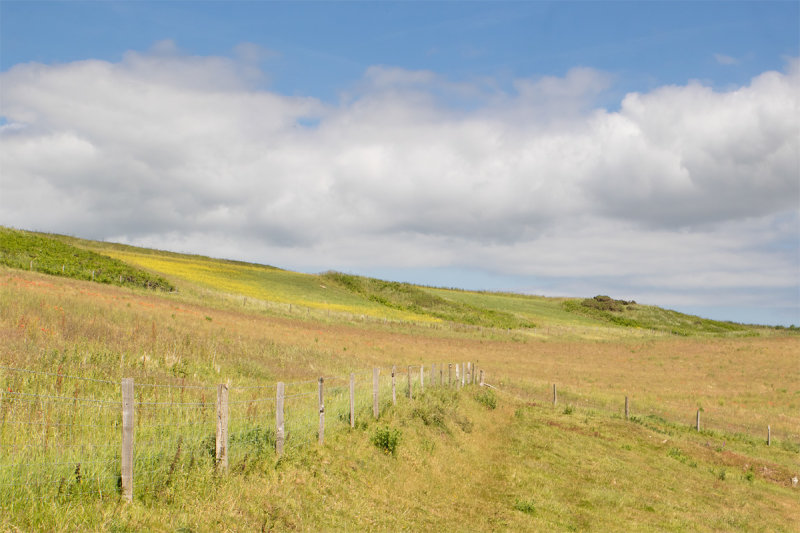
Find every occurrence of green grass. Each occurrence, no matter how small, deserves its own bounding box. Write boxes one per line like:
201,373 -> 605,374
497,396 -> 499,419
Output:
560,296 -> 766,336
0,227 -> 173,291
320,271 -> 535,329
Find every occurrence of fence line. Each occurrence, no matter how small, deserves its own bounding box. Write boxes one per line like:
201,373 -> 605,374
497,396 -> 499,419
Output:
2,361 -> 796,504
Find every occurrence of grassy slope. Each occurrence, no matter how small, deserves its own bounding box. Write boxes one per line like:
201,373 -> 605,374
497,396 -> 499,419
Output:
0,227 -> 174,291
2,226 -> 782,338
1,228 -> 798,530
1,268 -> 798,531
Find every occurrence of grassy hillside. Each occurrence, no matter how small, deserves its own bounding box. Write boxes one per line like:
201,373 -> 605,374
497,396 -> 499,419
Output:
320,271 -> 535,329
0,227 -> 174,291
2,226 -> 783,339
1,227 -> 798,530
562,295 -> 755,336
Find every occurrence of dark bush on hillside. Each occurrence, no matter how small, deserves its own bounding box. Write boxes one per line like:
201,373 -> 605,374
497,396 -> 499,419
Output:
580,295 -> 636,312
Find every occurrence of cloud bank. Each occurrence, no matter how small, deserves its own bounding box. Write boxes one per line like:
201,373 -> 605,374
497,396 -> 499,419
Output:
1,43 -> 798,323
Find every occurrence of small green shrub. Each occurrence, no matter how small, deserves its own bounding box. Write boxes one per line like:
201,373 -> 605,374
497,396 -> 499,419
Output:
513,498 -> 536,514
371,426 -> 401,456
562,405 -> 574,415
474,389 -> 497,410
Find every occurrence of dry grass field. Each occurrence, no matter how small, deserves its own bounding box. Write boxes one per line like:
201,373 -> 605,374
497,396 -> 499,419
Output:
1,233 -> 798,531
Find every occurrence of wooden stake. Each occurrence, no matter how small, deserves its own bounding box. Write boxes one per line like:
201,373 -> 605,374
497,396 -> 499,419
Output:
373,368 -> 379,419
318,378 -> 325,445
479,369 -> 484,387
461,363 -> 465,387
407,366 -> 413,399
391,366 -> 396,405
448,364 -> 452,386
553,384 -> 557,406
276,382 -> 285,456
216,384 -> 229,470
695,409 -> 701,431
767,425 -> 771,446
420,364 -> 424,390
349,373 -> 355,429
625,396 -> 630,420
121,378 -> 134,502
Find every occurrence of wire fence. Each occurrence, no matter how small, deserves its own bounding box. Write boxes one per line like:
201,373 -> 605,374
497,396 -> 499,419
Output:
0,361 -> 481,503
3,361 -> 795,505
488,378 -> 800,451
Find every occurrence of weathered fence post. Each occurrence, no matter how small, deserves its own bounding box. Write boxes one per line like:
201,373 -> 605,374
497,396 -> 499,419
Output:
373,368 -> 379,419
407,366 -> 413,399
455,364 -> 460,389
625,396 -> 630,420
276,382 -> 285,456
767,425 -> 771,446
420,364 -> 424,390
448,364 -> 452,386
461,362 -> 466,387
430,364 -> 436,388
479,369 -> 484,387
318,378 -> 325,445
391,366 -> 396,405
121,378 -> 134,502
553,384 -> 557,406
439,365 -> 443,386
349,373 -> 355,429
695,409 -> 701,431
216,384 -> 229,471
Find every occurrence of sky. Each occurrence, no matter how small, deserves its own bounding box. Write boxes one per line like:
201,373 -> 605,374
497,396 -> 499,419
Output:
1,1 -> 798,326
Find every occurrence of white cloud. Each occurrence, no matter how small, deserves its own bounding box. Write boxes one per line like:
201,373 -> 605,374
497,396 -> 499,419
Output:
714,53 -> 739,66
1,47 -> 798,321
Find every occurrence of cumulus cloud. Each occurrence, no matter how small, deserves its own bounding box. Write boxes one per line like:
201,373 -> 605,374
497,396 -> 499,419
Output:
1,46 -> 798,321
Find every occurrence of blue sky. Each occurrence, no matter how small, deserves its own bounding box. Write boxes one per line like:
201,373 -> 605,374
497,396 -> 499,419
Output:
1,1 -> 798,325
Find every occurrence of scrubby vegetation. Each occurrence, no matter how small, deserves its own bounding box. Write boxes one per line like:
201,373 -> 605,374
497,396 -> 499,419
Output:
562,295 -> 753,336
321,271 -> 535,329
0,227 -> 174,291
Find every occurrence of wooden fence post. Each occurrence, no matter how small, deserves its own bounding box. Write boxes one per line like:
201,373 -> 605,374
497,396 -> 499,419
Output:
439,365 -> 443,386
373,368 -> 379,419
276,382 -> 285,456
767,425 -> 771,446
625,396 -> 629,420
467,362 -> 472,385
216,384 -> 229,470
420,365 -> 424,390
461,363 -> 466,387
695,409 -> 700,431
121,378 -> 134,502
391,366 -> 396,405
479,369 -> 484,387
318,378 -> 325,445
349,373 -> 355,429
553,384 -> 557,406
407,366 -> 413,399
448,364 -> 452,386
